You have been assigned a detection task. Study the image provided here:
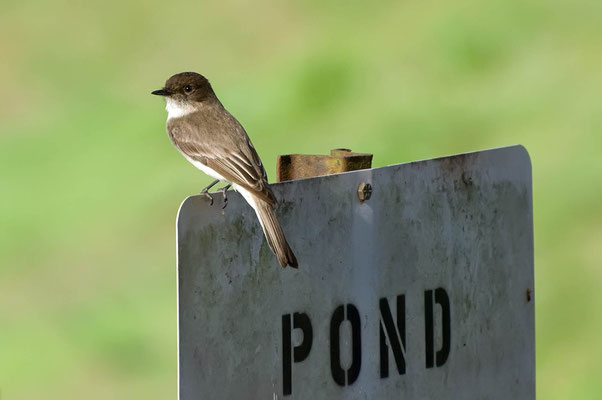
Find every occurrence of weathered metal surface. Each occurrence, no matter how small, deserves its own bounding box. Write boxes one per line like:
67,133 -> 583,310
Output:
177,145 -> 534,400
276,148 -> 373,182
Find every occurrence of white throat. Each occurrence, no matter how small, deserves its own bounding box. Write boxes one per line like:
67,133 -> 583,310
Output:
165,98 -> 196,120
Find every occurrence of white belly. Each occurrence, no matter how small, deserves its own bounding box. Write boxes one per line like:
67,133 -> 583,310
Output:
185,156 -> 226,182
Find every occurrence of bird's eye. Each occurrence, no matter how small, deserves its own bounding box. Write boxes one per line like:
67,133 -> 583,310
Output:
184,85 -> 193,93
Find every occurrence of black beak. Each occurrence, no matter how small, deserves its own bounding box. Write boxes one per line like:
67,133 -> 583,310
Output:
151,88 -> 171,96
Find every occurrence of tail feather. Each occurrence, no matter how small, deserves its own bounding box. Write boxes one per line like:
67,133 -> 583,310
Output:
235,185 -> 298,268
254,200 -> 298,268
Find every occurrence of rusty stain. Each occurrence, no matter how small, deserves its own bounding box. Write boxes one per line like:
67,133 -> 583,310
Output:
440,152 -> 472,172
276,149 -> 373,182
462,172 -> 473,186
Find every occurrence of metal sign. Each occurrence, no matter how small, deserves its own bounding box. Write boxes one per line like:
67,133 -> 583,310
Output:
177,145 -> 534,399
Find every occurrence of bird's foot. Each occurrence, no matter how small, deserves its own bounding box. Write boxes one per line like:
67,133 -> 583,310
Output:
199,179 -> 220,206
216,185 -> 232,209
200,188 -> 214,206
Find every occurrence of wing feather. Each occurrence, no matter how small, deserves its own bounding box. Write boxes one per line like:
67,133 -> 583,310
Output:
167,108 -> 276,206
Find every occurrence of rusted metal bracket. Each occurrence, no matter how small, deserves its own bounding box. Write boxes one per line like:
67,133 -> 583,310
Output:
276,149 -> 373,182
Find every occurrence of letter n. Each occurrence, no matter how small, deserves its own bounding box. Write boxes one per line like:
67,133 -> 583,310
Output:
379,295 -> 406,378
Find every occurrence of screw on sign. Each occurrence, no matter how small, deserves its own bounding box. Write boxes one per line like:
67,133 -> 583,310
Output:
357,182 -> 372,202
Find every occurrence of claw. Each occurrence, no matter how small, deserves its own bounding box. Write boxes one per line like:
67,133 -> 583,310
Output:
217,185 -> 231,209
201,189 -> 214,206
199,179 -> 220,206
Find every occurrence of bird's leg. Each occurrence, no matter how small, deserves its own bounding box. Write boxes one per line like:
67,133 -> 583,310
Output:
200,179 -> 220,206
201,179 -> 220,192
217,184 -> 232,209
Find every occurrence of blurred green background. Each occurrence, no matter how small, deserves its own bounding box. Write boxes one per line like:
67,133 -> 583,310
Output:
1,0 -> 600,398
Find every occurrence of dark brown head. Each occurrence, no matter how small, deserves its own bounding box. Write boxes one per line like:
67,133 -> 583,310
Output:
152,72 -> 216,103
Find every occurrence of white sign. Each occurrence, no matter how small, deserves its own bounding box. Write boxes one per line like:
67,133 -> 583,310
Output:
177,145 -> 534,399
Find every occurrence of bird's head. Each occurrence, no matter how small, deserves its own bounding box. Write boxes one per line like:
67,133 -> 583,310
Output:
152,72 -> 215,102
152,72 -> 216,118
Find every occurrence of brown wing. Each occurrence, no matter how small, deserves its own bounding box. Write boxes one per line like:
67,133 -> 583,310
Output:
167,106 -> 276,206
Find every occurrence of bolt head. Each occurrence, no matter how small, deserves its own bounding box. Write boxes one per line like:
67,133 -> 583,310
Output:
357,182 -> 372,201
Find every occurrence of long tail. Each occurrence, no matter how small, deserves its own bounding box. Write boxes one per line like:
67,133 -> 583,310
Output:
235,185 -> 298,267
254,200 -> 298,268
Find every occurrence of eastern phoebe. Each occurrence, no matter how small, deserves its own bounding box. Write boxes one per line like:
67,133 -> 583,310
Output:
152,72 -> 298,268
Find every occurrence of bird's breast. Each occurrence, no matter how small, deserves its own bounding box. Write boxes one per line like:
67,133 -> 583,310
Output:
165,98 -> 196,120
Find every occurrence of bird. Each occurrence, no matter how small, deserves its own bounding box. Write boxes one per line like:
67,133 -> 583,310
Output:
152,72 -> 298,268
